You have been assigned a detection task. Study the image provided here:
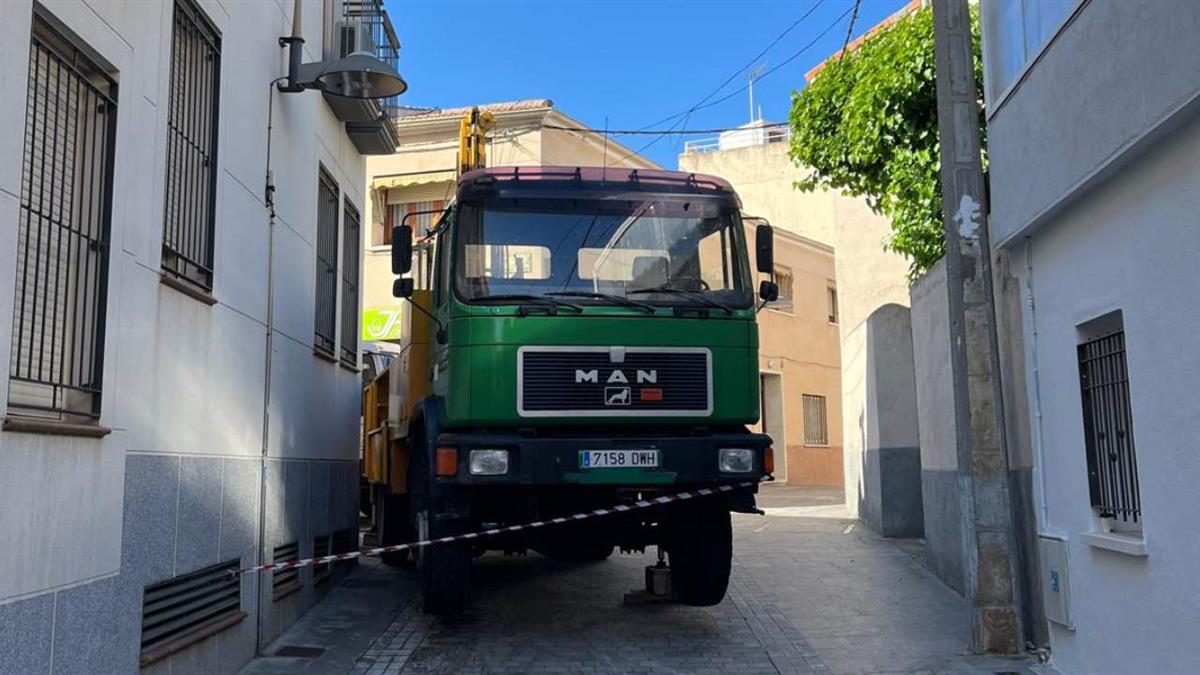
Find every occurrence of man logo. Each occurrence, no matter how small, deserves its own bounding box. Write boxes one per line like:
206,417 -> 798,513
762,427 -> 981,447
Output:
605,387 -> 631,406
576,369 -> 657,384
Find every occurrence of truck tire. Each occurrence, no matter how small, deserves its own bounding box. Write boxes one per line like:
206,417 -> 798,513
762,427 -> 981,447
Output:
414,509 -> 472,616
375,488 -> 411,567
668,506 -> 732,607
407,422 -> 471,616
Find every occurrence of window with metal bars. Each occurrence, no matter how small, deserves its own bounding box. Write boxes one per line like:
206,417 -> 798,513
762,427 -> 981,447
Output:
272,541 -> 302,601
1078,315 -> 1141,524
772,265 -> 794,313
314,168 -> 340,357
7,16 -> 117,423
340,201 -> 360,366
161,0 -> 220,293
139,559 -> 244,667
802,394 -> 828,446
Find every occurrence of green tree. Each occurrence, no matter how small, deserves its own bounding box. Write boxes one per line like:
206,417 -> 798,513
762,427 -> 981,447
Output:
788,7 -> 984,279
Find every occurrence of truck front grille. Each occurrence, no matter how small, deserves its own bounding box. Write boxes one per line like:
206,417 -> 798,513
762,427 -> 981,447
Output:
518,347 -> 711,417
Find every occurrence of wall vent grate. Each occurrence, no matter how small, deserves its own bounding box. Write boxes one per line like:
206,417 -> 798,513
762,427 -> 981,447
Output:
140,558 -> 244,666
272,542 -> 301,601
332,528 -> 359,570
313,534 -> 333,585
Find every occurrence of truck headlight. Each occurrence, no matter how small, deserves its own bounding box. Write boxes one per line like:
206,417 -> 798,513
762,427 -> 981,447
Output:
469,449 -> 509,475
718,448 -> 754,473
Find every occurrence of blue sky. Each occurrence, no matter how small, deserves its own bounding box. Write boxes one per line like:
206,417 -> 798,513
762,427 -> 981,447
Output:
383,0 -> 909,168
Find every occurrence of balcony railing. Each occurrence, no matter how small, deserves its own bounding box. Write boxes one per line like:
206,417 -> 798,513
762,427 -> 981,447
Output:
683,124 -> 791,155
337,0 -> 402,120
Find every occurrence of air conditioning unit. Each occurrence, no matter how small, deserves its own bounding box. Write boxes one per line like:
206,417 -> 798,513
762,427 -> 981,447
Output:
336,20 -> 377,57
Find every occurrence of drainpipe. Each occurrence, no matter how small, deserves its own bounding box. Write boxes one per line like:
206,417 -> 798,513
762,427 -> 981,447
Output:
1024,239 -> 1050,532
254,76 -> 286,651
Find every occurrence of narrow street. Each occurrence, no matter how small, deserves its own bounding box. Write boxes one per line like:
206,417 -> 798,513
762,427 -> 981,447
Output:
242,487 -> 1038,675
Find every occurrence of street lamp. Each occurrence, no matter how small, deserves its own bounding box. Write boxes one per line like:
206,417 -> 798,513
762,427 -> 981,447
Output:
276,0 -> 407,100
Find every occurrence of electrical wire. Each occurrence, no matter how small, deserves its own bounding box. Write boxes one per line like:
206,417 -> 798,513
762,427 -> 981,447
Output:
605,4 -> 854,166
636,0 -> 828,131
839,0 -> 864,62
594,0 -> 828,167
543,123 -> 787,136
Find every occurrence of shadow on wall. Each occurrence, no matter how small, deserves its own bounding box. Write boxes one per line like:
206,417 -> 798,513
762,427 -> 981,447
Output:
856,303 -> 925,539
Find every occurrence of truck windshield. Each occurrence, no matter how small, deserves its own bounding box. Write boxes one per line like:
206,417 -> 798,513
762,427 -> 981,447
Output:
454,197 -> 753,310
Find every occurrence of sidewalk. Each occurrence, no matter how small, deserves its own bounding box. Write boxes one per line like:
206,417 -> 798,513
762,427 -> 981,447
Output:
241,485 -> 1044,674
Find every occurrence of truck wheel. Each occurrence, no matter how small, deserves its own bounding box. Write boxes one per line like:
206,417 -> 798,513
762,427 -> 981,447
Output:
414,509 -> 472,616
375,488 -> 411,567
668,506 -> 732,607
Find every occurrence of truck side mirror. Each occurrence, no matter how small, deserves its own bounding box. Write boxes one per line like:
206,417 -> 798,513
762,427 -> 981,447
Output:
392,277 -> 414,299
759,280 -> 779,302
391,225 -> 413,275
755,222 -> 774,274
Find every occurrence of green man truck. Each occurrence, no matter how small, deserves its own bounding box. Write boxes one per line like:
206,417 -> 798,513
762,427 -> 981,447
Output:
362,165 -> 778,615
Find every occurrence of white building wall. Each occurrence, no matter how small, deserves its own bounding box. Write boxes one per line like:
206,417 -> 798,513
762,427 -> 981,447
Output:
0,0 -> 367,671
1015,112 -> 1200,674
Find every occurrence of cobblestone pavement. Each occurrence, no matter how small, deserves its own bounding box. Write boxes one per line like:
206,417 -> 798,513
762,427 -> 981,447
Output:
243,486 -> 1042,675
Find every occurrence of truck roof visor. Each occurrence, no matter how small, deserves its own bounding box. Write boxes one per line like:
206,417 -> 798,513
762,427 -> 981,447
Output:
458,166 -> 741,208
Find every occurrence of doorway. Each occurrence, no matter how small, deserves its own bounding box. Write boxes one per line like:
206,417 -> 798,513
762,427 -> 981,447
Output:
759,372 -> 786,483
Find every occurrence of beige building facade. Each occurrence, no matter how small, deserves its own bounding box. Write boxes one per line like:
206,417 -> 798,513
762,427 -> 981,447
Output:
752,230 -> 843,486
679,125 -> 909,492
361,99 -> 659,340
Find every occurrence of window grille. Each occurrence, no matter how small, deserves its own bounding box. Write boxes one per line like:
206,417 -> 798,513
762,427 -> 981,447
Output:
8,17 -> 117,421
140,559 -> 243,666
772,266 -> 794,312
802,394 -> 828,446
161,0 -> 220,292
1078,330 -> 1141,522
314,169 -> 339,357
340,201 -> 360,366
828,285 -> 839,323
272,542 -> 302,601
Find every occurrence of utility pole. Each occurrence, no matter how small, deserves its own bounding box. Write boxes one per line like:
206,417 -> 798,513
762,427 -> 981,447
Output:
931,0 -> 1024,654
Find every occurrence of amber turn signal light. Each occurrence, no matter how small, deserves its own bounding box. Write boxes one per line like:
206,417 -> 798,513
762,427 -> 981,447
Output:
764,448 -> 775,475
436,447 -> 458,476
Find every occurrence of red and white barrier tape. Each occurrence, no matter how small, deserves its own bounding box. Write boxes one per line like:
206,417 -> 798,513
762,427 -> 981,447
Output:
232,479 -> 759,577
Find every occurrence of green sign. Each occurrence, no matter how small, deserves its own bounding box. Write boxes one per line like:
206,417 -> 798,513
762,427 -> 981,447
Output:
362,306 -> 404,341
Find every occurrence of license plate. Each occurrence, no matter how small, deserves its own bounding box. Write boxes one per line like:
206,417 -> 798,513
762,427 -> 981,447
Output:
579,449 -> 660,469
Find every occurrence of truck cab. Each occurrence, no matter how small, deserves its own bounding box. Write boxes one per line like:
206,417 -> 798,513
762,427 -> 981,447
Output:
371,166 -> 776,615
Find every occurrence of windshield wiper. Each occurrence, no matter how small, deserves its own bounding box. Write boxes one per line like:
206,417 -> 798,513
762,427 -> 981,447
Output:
545,291 -> 656,313
627,286 -> 734,315
472,294 -> 584,313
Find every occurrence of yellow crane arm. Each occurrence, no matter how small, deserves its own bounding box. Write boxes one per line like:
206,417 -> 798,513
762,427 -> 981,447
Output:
457,107 -> 496,176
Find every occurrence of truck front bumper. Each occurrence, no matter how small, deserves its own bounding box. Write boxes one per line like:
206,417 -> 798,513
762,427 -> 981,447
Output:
433,429 -> 772,488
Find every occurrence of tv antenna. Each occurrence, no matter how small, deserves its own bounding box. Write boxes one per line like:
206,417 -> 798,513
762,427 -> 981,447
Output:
748,64 -> 765,123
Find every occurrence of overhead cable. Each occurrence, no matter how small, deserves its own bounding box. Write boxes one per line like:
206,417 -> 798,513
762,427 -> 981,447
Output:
607,5 -> 854,166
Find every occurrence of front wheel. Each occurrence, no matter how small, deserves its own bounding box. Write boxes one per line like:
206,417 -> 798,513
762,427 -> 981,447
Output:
413,509 -> 472,616
408,425 -> 472,616
667,506 -> 732,607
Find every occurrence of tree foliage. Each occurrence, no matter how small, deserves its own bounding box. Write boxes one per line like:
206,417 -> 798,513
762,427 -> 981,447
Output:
788,7 -> 984,279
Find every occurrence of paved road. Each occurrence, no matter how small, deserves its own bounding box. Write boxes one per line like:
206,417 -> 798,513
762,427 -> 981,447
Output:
243,486 -> 1042,675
